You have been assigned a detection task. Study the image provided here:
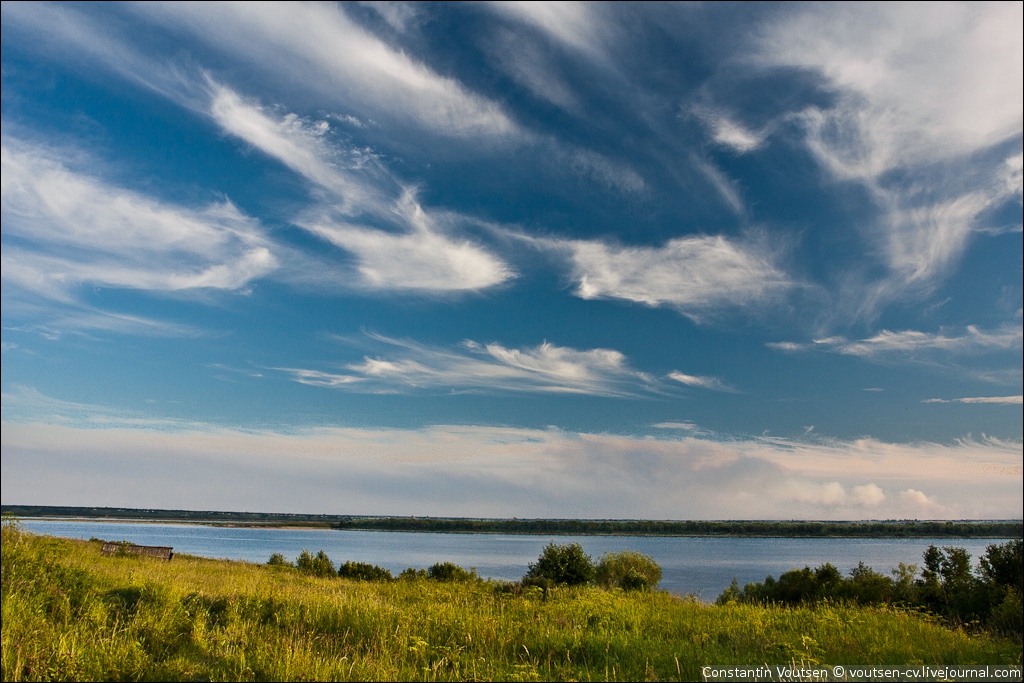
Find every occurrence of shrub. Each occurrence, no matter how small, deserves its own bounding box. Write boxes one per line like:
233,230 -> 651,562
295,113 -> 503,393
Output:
716,578 -> 743,605
524,542 -> 595,586
988,587 -> 1023,637
398,567 -> 428,581
267,553 -> 291,567
596,550 -> 662,591
295,549 -> 336,578
338,561 -> 393,582
427,562 -> 475,582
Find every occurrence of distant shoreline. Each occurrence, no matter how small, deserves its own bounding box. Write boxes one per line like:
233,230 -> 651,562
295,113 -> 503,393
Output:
5,505 -> 1022,538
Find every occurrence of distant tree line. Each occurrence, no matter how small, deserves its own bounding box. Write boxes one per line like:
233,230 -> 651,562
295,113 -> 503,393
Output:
6,506 -> 1021,538
717,539 -> 1022,637
329,517 -> 1023,538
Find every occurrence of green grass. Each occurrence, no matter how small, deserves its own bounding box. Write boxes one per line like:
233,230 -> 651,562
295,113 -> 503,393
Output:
2,524 -> 1020,681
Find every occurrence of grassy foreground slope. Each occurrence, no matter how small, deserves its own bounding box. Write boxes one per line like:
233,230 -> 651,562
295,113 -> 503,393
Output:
2,526 -> 1020,682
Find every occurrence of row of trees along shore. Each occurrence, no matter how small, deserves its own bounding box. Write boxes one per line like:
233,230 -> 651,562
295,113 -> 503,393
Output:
718,539 -> 1022,637
328,518 -> 1024,537
273,539 -> 1022,638
271,544 -> 663,593
5,506 -> 1021,537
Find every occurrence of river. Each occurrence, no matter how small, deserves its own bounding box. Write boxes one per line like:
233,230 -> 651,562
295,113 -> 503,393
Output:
17,519 -> 1002,601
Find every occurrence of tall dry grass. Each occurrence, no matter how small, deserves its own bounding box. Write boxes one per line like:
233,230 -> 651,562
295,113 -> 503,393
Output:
2,521 -> 1019,681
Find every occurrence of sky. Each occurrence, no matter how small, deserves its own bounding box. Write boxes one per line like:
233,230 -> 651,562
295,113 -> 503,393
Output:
1,2 -> 1021,520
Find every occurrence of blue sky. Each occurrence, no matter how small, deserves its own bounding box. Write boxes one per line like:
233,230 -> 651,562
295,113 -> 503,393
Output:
2,2 -> 1021,519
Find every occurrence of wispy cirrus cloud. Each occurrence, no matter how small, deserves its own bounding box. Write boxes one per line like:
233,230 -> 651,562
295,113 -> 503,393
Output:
0,138 -> 276,301
770,324 -> 1023,360
667,372 -> 735,393
489,2 -> 613,63
277,334 -> 657,397
923,396 -> 1023,405
3,307 -> 205,340
760,3 -> 1021,178
652,421 -> 701,431
488,27 -> 580,111
205,83 -> 514,293
693,107 -> 767,154
550,234 -> 793,321
135,2 -> 516,138
758,3 -> 1023,309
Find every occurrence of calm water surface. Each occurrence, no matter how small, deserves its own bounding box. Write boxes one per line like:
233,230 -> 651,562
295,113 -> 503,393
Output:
19,519 -> 1000,601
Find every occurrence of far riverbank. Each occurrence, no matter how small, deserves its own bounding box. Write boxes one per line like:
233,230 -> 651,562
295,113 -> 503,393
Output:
4,505 -> 1021,538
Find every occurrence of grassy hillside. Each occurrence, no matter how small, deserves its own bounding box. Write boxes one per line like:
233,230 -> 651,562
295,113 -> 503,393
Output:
2,523 -> 1020,681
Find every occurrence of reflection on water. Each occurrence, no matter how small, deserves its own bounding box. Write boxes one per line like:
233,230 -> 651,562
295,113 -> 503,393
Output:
18,519 -> 999,601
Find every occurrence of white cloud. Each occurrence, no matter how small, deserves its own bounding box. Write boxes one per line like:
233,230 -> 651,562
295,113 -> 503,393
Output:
557,235 -> 793,320
652,421 -> 700,431
692,157 -> 745,215
207,83 -> 514,292
1003,152 -> 1024,198
3,393 -> 1019,519
358,1 -> 419,34
490,2 -> 609,61
761,3 -> 1022,176
667,372 -> 733,392
771,324 -> 1023,360
0,139 -> 275,300
899,488 -> 941,513
879,187 -> 1011,288
566,148 -> 646,195
0,3 -> 202,107
278,334 -> 656,397
923,396 -> 1023,405
305,218 -> 513,292
208,84 -> 394,216
776,480 -> 885,508
694,108 -> 766,154
758,3 -> 1023,308
3,308 -> 205,340
489,28 -> 580,111
136,2 -> 515,137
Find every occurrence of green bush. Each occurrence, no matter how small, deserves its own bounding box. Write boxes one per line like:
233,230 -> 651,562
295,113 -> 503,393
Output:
267,553 -> 291,567
524,542 -> 595,586
979,538 -> 1023,593
398,567 -> 428,580
989,587 -> 1022,637
295,549 -> 336,578
427,561 -> 475,582
338,561 -> 393,582
596,550 -> 662,590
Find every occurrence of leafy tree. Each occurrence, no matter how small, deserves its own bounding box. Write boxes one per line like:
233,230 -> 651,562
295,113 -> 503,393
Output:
524,542 -> 595,586
596,550 -> 662,591
338,561 -> 392,581
979,539 -> 1023,636
295,549 -> 336,578
398,567 -> 428,580
979,538 -> 1023,593
716,578 -> 743,605
266,553 -> 291,567
844,562 -> 894,604
427,562 -> 475,582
